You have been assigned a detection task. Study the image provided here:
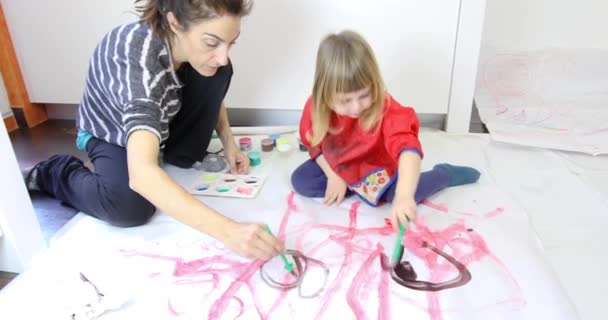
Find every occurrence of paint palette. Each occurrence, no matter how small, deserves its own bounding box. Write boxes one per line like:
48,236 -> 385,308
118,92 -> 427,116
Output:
189,173 -> 266,199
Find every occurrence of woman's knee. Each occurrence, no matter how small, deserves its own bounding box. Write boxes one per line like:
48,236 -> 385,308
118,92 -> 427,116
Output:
105,190 -> 156,227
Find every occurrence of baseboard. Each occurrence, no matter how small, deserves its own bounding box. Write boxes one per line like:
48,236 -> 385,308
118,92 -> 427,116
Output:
45,104 -> 446,130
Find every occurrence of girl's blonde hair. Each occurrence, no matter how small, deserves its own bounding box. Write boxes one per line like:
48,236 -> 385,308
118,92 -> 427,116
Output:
309,30 -> 385,146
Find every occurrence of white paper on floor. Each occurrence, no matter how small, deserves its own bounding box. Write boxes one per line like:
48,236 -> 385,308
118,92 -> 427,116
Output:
475,48 -> 608,155
0,171 -> 577,319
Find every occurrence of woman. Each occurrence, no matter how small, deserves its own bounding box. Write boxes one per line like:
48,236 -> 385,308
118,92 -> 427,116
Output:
23,0 -> 283,259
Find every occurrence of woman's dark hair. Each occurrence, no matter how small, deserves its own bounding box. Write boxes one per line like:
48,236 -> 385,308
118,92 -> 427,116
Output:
135,0 -> 253,39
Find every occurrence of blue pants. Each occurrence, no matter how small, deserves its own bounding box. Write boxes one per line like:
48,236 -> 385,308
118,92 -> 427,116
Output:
35,63 -> 232,227
291,159 -> 451,204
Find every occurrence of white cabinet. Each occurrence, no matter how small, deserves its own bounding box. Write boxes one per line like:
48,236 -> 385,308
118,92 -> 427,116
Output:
2,0 -> 485,131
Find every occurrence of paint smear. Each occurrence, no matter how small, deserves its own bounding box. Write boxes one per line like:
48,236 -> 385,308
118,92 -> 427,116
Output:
216,186 -> 231,193
195,184 -> 210,191
484,207 -> 505,218
236,186 -> 254,195
203,175 -> 219,182
122,193 -> 524,319
389,242 -> 472,292
421,199 -> 449,213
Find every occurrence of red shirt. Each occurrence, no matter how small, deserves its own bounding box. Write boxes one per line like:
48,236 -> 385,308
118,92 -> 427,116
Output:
299,94 -> 423,205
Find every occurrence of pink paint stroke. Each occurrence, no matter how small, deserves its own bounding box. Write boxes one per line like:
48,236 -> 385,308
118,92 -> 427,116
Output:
455,207 -> 505,219
401,220 -> 525,319
314,202 -> 360,319
120,192 -> 524,320
421,199 -> 449,213
346,243 -> 390,320
484,207 -> 505,218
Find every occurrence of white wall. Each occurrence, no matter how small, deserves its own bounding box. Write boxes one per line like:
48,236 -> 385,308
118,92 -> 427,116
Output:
481,0 -> 608,51
0,118 -> 46,273
227,1 -> 460,114
0,0 -> 136,105
2,0 -> 462,115
0,76 -> 10,117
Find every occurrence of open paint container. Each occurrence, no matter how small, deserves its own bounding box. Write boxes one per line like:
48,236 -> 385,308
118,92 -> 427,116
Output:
239,137 -> 252,151
276,137 -> 292,153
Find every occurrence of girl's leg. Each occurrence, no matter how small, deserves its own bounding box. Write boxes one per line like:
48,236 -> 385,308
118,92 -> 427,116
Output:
163,62 -> 233,168
291,159 -> 330,198
32,137 -> 155,227
383,163 -> 480,203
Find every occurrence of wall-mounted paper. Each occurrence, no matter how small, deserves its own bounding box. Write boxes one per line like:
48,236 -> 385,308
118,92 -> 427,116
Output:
475,48 -> 608,155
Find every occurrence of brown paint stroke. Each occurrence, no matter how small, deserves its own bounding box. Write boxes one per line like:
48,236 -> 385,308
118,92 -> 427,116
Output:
385,241 -> 472,292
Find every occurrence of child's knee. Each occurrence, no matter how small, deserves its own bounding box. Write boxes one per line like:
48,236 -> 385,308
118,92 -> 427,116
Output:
290,168 -> 307,194
291,169 -> 325,198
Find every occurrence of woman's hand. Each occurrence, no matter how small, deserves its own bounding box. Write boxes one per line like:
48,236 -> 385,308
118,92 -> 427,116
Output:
223,222 -> 285,259
224,142 -> 250,174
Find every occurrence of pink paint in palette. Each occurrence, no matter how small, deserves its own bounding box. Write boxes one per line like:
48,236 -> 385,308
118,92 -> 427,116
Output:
189,173 -> 266,198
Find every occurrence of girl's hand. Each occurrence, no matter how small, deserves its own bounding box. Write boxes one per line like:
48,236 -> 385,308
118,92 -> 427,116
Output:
390,196 -> 417,231
224,142 -> 250,174
325,173 -> 348,206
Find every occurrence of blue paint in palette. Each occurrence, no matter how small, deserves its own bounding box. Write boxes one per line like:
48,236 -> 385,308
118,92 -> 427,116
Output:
195,184 -> 210,191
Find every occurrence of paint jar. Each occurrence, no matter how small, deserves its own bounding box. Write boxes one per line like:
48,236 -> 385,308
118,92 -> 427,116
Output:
298,138 -> 307,152
261,138 -> 274,152
248,151 -> 262,166
269,133 -> 281,146
239,137 -> 252,151
276,137 -> 292,154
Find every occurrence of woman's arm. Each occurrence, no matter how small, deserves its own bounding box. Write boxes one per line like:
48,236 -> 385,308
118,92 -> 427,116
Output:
127,130 -> 282,259
215,103 -> 249,174
215,103 -> 236,147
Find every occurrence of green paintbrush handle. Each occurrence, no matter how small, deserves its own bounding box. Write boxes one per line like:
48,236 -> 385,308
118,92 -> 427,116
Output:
391,222 -> 406,264
264,224 -> 293,271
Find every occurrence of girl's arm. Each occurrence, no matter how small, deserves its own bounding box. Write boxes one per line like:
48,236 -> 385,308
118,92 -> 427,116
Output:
127,130 -> 283,259
315,153 -> 338,178
389,151 -> 421,229
394,151 -> 421,199
316,154 -> 348,205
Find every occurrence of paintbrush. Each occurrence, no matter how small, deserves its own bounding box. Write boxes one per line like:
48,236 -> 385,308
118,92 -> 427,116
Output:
391,218 -> 409,266
264,224 -> 295,274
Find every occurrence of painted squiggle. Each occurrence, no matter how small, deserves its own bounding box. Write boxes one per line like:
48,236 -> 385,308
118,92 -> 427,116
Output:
390,241 -> 472,291
119,193 -> 523,319
259,249 -> 330,298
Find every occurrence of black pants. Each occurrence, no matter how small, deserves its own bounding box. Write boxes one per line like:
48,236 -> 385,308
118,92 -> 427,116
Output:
36,63 -> 232,227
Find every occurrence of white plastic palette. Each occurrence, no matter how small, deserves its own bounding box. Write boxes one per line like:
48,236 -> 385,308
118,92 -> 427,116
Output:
189,173 -> 266,198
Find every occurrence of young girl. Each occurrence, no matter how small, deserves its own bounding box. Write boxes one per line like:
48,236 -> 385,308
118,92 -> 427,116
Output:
291,30 -> 480,230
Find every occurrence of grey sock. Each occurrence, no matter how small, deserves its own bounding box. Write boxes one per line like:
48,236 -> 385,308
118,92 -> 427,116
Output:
433,163 -> 480,187
22,165 -> 41,191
